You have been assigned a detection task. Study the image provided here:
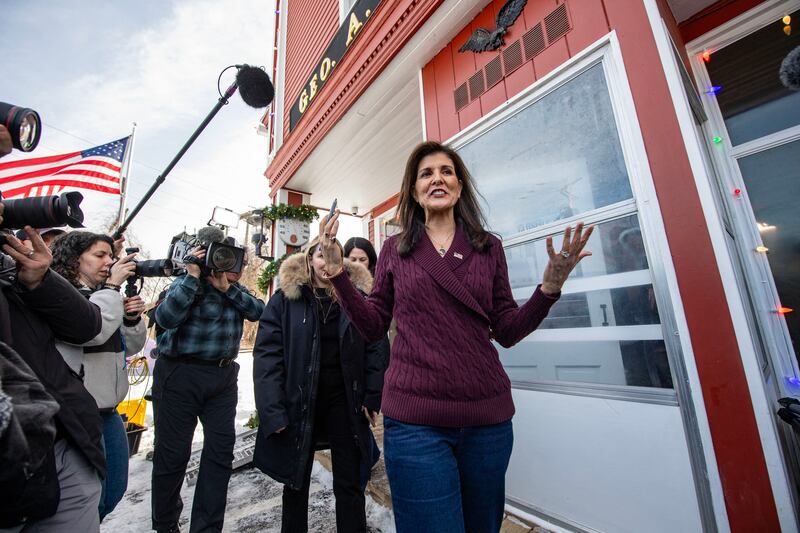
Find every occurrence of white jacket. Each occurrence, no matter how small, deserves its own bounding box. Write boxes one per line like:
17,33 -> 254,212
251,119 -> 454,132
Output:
57,288 -> 147,409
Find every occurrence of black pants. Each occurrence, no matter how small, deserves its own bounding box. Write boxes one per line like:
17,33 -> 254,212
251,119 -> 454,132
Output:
282,372 -> 365,533
151,358 -> 239,533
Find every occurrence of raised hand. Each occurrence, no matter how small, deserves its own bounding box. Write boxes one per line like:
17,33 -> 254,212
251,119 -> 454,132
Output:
318,209 -> 344,277
185,247 -> 206,279
108,252 -> 137,286
208,270 -> 231,293
541,222 -> 594,296
1,226 -> 53,290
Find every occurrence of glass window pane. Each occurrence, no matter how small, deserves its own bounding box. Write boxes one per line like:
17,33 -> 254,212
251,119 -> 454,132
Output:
458,63 -> 633,239
505,214 -> 649,289
498,216 -> 673,389
502,340 -> 673,388
738,139 -> 800,358
707,10 -> 800,145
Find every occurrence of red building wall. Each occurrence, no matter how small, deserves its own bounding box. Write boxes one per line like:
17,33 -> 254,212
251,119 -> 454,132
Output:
283,0 -> 340,139
423,0 -> 609,141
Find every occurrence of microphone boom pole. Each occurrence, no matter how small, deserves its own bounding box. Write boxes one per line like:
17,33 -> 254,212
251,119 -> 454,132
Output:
113,82 -> 238,239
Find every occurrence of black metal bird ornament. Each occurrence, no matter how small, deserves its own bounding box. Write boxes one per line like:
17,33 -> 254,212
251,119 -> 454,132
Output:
459,0 -> 528,53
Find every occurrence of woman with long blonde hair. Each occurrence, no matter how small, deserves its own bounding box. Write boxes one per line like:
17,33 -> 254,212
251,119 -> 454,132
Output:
252,237 -> 387,532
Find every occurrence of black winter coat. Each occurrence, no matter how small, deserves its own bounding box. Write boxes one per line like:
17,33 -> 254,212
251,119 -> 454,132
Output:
0,268 -> 104,524
252,256 -> 387,490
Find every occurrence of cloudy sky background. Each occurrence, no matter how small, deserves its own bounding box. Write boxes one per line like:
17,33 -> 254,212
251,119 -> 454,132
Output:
2,0 -> 278,257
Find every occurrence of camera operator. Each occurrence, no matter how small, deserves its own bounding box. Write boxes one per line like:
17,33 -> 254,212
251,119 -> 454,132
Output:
50,231 -> 147,522
151,245 -> 264,533
0,227 -> 105,532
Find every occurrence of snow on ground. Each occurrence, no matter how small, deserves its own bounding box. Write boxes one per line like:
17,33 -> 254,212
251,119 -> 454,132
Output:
104,351 -> 395,532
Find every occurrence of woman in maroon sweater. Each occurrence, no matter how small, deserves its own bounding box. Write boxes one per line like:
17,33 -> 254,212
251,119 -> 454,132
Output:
320,141 -> 593,532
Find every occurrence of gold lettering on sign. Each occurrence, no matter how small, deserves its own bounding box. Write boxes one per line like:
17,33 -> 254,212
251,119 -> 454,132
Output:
309,74 -> 319,101
299,89 -> 309,113
346,12 -> 363,46
320,58 -> 332,81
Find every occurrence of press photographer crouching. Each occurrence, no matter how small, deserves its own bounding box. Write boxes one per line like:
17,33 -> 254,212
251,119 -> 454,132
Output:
152,228 -> 264,533
49,232 -> 147,521
0,227 -> 106,530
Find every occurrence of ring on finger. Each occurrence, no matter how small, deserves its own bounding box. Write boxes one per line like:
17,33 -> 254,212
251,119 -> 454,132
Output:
561,250 -> 571,259
26,250 -> 35,258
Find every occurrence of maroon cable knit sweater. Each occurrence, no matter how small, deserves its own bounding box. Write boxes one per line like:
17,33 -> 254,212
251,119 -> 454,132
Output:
330,225 -> 559,427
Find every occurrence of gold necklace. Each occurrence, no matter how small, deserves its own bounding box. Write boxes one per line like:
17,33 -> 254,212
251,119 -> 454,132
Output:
313,288 -> 335,324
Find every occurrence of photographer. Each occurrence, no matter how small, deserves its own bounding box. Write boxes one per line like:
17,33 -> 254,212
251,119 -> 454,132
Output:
50,231 -> 147,521
0,227 -> 105,531
152,246 -> 264,533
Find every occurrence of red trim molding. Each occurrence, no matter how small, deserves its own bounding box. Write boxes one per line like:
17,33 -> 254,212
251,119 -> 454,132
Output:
679,0 -> 766,43
371,193 -> 400,218
265,0 -> 445,195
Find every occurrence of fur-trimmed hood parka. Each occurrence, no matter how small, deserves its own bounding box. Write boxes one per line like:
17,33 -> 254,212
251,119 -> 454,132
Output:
252,254 -> 388,490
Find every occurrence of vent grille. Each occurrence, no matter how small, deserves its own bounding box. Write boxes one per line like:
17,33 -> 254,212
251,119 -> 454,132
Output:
502,41 -> 523,74
523,23 -> 546,60
454,83 -> 469,111
468,71 -> 486,101
544,3 -> 570,43
484,56 -> 503,89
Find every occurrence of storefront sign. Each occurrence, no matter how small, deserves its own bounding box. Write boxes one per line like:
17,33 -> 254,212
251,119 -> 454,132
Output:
289,0 -> 382,131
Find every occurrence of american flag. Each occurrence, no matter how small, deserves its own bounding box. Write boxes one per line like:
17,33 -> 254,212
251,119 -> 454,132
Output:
0,137 -> 130,198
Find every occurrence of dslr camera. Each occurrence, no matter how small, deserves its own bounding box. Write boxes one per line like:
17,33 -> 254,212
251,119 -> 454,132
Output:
1,101 -> 42,153
0,190 -> 85,246
168,226 -> 245,275
0,101 -> 84,246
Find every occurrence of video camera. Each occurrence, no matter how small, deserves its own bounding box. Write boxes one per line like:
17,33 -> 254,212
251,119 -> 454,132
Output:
168,226 -> 245,275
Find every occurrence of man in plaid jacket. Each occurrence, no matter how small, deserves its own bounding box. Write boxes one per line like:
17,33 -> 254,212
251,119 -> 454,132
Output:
151,246 -> 263,533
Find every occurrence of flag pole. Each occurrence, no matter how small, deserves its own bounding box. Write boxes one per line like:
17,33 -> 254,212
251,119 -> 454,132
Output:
116,122 -> 137,228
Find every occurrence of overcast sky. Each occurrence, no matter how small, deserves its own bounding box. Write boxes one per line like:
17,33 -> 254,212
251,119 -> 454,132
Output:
2,0 -> 277,257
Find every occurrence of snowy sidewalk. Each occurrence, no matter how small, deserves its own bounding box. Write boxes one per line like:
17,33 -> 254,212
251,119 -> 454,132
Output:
102,351 -> 395,532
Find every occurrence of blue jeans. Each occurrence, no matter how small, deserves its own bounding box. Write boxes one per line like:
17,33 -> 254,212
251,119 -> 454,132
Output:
98,410 -> 129,520
383,417 -> 513,533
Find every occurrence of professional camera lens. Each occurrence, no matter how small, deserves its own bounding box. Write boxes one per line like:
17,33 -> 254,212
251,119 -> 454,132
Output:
0,102 -> 42,152
210,246 -> 237,271
135,259 -> 174,278
0,191 -> 85,229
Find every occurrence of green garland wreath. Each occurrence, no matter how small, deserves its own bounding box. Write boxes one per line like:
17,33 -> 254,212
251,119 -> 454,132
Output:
262,203 -> 319,223
256,204 -> 318,293
256,253 -> 288,294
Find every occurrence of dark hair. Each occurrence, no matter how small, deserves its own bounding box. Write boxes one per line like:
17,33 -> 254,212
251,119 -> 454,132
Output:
396,141 -> 489,256
343,237 -> 377,275
51,231 -> 115,287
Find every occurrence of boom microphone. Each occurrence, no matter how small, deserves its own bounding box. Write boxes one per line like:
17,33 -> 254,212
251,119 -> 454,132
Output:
112,64 -> 274,240
197,226 -> 226,245
236,65 -> 275,108
780,46 -> 800,91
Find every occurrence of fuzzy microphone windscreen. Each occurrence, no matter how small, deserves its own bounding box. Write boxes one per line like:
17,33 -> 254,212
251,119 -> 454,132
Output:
236,65 -> 275,108
780,46 -> 800,91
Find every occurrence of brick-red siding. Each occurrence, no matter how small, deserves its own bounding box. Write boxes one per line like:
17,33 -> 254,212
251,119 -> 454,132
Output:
284,0 -> 339,139
423,0 -> 610,140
